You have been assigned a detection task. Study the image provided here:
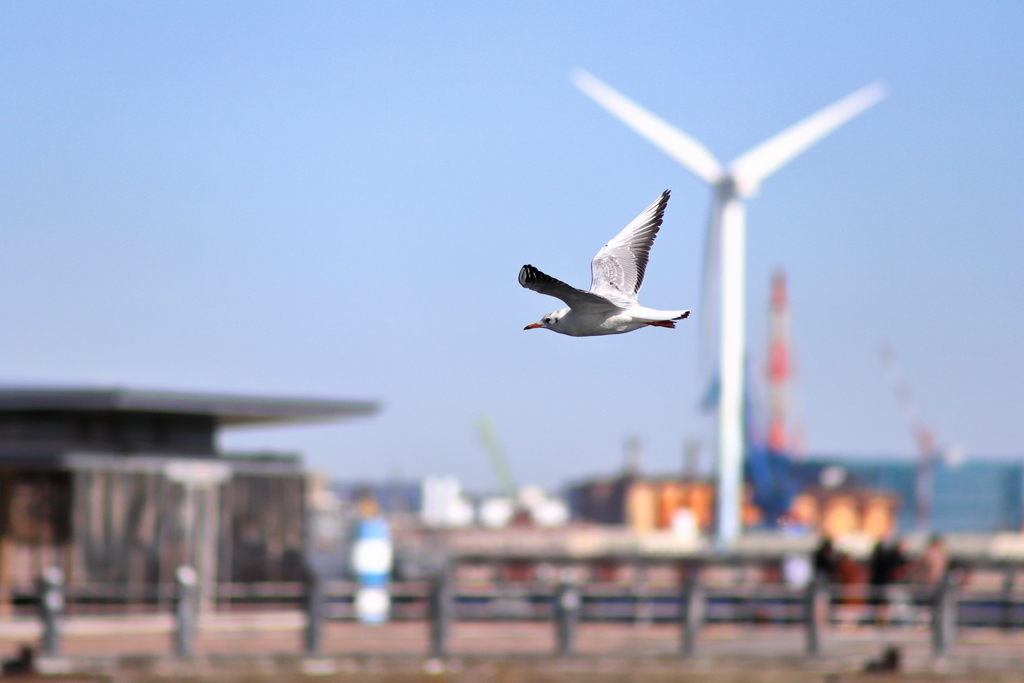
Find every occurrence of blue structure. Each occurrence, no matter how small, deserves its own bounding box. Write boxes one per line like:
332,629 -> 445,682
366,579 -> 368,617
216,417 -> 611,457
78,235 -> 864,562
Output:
741,361 -> 1024,533
745,445 -> 798,525
743,385 -> 798,525
790,457 -> 1024,533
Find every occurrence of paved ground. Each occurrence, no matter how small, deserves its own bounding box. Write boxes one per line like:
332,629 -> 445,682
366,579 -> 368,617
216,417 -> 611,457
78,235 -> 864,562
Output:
1,613 -> 1024,680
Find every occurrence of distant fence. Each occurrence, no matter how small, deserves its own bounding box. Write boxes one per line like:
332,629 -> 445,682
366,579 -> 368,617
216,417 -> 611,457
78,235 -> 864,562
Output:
8,578 -> 1022,629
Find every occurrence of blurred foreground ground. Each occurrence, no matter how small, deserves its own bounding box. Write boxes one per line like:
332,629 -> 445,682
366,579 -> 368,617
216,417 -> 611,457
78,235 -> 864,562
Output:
2,614 -> 1024,682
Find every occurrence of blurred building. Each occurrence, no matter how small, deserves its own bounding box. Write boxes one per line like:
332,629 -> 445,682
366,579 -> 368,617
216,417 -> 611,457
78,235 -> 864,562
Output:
567,470 -> 904,538
567,456 -> 1023,537
0,386 -> 378,609
420,475 -> 475,527
789,457 -> 1024,533
333,479 -> 422,516
568,475 -> 722,534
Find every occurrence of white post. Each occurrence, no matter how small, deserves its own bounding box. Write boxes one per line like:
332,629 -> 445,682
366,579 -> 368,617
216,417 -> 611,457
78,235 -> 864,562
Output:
715,190 -> 746,549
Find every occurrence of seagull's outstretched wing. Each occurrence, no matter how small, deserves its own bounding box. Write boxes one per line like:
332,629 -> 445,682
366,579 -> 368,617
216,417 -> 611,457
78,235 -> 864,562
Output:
589,190 -> 669,306
519,264 -> 617,310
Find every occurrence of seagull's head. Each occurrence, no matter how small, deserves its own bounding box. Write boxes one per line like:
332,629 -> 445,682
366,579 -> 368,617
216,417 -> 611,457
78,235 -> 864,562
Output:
524,308 -> 568,331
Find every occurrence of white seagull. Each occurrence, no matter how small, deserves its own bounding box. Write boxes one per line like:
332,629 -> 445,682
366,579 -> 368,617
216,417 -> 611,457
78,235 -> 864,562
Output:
520,190 -> 690,336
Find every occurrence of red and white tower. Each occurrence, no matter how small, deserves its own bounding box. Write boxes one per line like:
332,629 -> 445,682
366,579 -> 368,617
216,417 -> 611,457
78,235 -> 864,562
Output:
766,270 -> 791,453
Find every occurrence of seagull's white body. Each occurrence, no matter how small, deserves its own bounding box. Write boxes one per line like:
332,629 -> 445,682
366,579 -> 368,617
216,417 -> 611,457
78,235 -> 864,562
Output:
520,190 -> 689,336
540,304 -> 686,337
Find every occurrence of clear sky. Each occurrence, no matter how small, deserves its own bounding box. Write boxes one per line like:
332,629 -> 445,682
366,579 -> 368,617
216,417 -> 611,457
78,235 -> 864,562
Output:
1,2 -> 1021,491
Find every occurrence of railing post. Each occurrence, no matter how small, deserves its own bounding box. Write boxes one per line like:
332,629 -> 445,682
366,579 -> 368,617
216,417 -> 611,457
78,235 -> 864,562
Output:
804,575 -> 827,656
174,565 -> 198,658
38,567 -> 64,656
304,568 -> 324,654
679,569 -> 703,656
428,567 -> 452,658
1000,567 -> 1015,631
932,574 -> 957,656
554,581 -> 581,656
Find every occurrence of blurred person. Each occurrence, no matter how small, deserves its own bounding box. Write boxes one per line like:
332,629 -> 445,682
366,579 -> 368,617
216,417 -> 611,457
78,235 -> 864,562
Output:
915,534 -> 949,588
812,536 -> 839,583
888,539 -> 914,624
891,538 -> 910,581
836,550 -> 868,611
869,537 -> 908,625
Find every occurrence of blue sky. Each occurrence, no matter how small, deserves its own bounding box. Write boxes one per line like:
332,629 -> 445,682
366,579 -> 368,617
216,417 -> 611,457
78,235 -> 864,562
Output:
1,2 -> 1021,490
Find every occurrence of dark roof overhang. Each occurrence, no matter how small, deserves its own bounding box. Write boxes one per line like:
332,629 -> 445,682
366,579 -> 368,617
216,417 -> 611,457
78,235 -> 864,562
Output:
0,386 -> 381,427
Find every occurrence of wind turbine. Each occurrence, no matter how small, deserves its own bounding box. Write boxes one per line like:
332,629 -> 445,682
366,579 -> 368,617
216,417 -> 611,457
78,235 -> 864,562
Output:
573,70 -> 886,548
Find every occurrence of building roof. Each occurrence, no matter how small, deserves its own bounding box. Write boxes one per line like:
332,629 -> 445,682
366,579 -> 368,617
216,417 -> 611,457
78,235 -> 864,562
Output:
0,386 -> 380,427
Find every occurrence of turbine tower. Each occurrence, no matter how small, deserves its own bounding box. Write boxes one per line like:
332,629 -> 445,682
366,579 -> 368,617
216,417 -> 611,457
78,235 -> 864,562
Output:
573,71 -> 886,548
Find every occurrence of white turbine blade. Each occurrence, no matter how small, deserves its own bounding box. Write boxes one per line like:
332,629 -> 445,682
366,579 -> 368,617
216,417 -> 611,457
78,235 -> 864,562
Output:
573,69 -> 724,185
729,81 -> 887,196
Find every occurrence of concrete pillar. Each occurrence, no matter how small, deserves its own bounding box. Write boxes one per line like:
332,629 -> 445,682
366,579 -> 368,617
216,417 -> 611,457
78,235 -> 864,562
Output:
304,569 -> 324,654
1001,567 -> 1016,631
932,575 -> 957,656
174,565 -> 198,658
428,568 -> 453,658
805,576 -> 827,656
38,566 -> 64,656
679,571 -> 703,656
554,582 -> 581,655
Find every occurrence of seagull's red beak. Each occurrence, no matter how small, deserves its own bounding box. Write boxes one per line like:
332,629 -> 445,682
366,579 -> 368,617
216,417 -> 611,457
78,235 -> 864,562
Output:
524,323 -> 543,330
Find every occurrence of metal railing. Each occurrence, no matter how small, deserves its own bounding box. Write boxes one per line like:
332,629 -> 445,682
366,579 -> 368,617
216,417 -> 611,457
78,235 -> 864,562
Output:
8,569 -> 1024,659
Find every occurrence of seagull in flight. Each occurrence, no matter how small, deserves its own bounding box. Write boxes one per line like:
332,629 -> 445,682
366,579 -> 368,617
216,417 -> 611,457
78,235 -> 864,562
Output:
520,190 -> 690,336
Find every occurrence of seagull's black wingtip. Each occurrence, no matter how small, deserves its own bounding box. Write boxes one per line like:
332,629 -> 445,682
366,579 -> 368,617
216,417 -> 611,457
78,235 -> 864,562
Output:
518,264 -> 536,288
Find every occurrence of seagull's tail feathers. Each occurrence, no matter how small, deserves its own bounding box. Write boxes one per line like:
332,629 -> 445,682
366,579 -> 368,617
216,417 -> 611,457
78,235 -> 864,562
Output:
635,308 -> 691,329
634,307 -> 690,321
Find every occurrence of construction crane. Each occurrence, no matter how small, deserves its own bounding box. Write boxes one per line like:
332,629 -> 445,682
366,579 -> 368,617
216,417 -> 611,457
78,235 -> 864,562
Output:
878,341 -> 938,530
474,415 -> 518,499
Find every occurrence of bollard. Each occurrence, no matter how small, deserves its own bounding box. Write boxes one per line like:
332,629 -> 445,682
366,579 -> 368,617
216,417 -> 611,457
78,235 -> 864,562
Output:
304,568 -> 324,654
1000,567 -> 1015,631
427,568 -> 452,658
679,570 -> 703,656
931,575 -> 957,656
38,567 -> 64,656
553,582 -> 581,656
804,576 -> 827,656
174,565 -> 198,658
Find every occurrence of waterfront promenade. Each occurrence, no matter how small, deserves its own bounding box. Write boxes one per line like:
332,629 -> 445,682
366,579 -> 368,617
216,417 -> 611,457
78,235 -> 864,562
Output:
2,612 -> 1024,679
